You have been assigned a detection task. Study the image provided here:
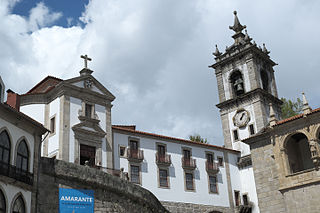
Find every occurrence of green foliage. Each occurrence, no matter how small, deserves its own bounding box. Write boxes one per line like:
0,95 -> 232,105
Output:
189,134 -> 207,143
280,97 -> 303,119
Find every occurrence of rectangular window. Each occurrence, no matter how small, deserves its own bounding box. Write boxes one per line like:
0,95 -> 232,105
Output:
233,129 -> 239,141
119,146 -> 126,157
185,172 -> 194,191
129,140 -> 138,150
249,124 -> 255,135
209,176 -> 218,193
243,194 -> 249,206
80,144 -> 96,167
130,165 -> 140,184
85,103 -> 93,118
157,144 -> 166,156
159,169 -> 168,188
217,156 -> 224,167
50,116 -> 55,134
183,149 -> 191,159
234,191 -> 240,206
206,153 -> 214,164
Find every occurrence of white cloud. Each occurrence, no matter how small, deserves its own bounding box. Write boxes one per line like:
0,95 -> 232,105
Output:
1,0 -> 320,146
28,2 -> 62,31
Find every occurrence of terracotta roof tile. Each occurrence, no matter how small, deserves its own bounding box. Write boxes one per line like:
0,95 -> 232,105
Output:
275,107 -> 320,126
26,76 -> 63,94
112,125 -> 239,153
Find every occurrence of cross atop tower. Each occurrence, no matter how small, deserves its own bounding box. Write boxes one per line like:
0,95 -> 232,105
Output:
81,54 -> 92,69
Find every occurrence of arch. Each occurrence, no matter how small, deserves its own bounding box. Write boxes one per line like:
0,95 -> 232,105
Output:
10,193 -> 26,213
284,132 -> 314,173
229,70 -> 245,97
15,138 -> 29,172
0,129 -> 11,165
260,69 -> 269,92
0,186 -> 6,213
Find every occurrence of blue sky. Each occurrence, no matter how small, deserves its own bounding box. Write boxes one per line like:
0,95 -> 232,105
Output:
12,0 -> 88,27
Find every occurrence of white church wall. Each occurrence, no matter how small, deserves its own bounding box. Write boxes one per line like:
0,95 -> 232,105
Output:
228,153 -> 242,201
0,182 -> 32,213
113,131 -> 235,207
0,118 -> 35,173
47,98 -> 60,157
239,167 -> 260,213
69,97 -> 82,163
20,104 -> 45,124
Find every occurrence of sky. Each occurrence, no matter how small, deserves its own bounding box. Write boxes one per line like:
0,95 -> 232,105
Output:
1,0 -> 320,146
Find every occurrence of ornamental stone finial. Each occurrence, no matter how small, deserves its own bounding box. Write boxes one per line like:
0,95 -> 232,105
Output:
213,44 -> 222,57
229,10 -> 246,34
262,43 -> 270,54
302,92 -> 312,114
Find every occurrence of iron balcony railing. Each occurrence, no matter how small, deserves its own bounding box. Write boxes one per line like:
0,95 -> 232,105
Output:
181,157 -> 196,169
127,148 -> 144,162
206,161 -> 219,174
155,153 -> 171,166
0,161 -> 33,185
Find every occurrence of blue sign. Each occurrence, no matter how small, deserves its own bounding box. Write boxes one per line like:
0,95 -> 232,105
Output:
59,188 -> 94,213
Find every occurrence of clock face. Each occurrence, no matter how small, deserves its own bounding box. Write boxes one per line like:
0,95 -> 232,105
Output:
233,109 -> 250,128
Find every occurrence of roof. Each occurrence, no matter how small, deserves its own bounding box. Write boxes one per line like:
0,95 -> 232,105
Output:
26,76 -> 63,94
0,103 -> 48,134
112,125 -> 240,153
275,107 -> 320,126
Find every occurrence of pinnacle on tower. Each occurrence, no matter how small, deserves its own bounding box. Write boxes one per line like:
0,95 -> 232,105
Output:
213,45 -> 222,57
269,103 -> 277,126
302,92 -> 312,114
262,43 -> 270,54
229,11 -> 246,34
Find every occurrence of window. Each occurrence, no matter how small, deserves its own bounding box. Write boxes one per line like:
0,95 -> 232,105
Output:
85,103 -> 93,118
249,124 -> 255,135
206,153 -> 214,164
0,189 -> 5,213
159,169 -> 168,188
129,140 -> 138,150
16,140 -> 29,171
80,144 -> 95,167
157,144 -> 166,156
12,195 -> 25,213
260,70 -> 269,91
233,130 -> 239,141
185,172 -> 194,191
243,194 -> 249,206
130,165 -> 140,184
119,146 -> 126,157
217,156 -> 224,167
183,149 -> 191,159
234,191 -> 240,206
0,131 -> 10,164
209,175 -> 218,193
50,116 -> 55,134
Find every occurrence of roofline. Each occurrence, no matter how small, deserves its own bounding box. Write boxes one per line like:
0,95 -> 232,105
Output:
26,76 -> 63,94
0,103 -> 48,134
275,107 -> 320,126
112,126 -> 240,154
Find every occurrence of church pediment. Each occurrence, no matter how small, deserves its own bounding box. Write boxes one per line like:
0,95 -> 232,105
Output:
72,121 -> 106,139
64,74 -> 115,101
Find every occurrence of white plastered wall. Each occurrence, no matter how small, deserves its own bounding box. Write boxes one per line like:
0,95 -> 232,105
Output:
47,98 -> 60,157
113,132 -> 240,207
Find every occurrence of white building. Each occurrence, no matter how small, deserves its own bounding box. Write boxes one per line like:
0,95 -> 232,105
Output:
0,79 -> 48,213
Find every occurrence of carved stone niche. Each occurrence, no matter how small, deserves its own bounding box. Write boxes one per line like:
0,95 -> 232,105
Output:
309,139 -> 320,169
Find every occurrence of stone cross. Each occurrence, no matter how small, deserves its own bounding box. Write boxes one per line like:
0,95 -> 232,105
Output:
80,54 -> 92,68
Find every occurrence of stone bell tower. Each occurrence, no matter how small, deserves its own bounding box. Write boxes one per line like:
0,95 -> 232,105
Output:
210,11 -> 282,156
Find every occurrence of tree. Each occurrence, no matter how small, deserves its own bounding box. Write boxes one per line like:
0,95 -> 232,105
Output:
280,97 -> 303,119
189,134 -> 207,143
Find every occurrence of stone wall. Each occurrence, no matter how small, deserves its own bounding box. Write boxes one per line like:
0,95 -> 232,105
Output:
161,201 -> 232,213
36,157 -> 168,213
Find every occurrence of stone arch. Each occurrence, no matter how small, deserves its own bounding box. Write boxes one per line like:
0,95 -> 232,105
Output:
284,132 -> 314,174
229,70 -> 245,97
0,185 -> 7,213
0,127 -> 12,165
10,192 -> 26,213
14,137 -> 30,172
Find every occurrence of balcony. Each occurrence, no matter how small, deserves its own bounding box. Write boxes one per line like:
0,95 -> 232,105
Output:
155,153 -> 171,167
0,161 -> 33,185
127,148 -> 144,162
181,157 -> 196,170
206,161 -> 219,174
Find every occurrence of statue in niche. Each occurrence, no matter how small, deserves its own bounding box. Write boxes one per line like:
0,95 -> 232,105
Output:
309,139 -> 320,169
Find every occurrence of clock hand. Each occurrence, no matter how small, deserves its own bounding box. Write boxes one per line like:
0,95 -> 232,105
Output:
240,113 -> 245,121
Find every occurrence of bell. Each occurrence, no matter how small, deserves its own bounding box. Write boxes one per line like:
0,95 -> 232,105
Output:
236,83 -> 244,92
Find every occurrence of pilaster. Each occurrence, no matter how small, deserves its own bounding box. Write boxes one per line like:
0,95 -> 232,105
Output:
59,95 -> 70,161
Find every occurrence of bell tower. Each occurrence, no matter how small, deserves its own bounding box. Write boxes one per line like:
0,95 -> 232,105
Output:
210,11 -> 282,155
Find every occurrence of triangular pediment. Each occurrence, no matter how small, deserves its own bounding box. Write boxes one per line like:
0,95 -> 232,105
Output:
64,74 -> 115,101
72,121 -> 106,138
